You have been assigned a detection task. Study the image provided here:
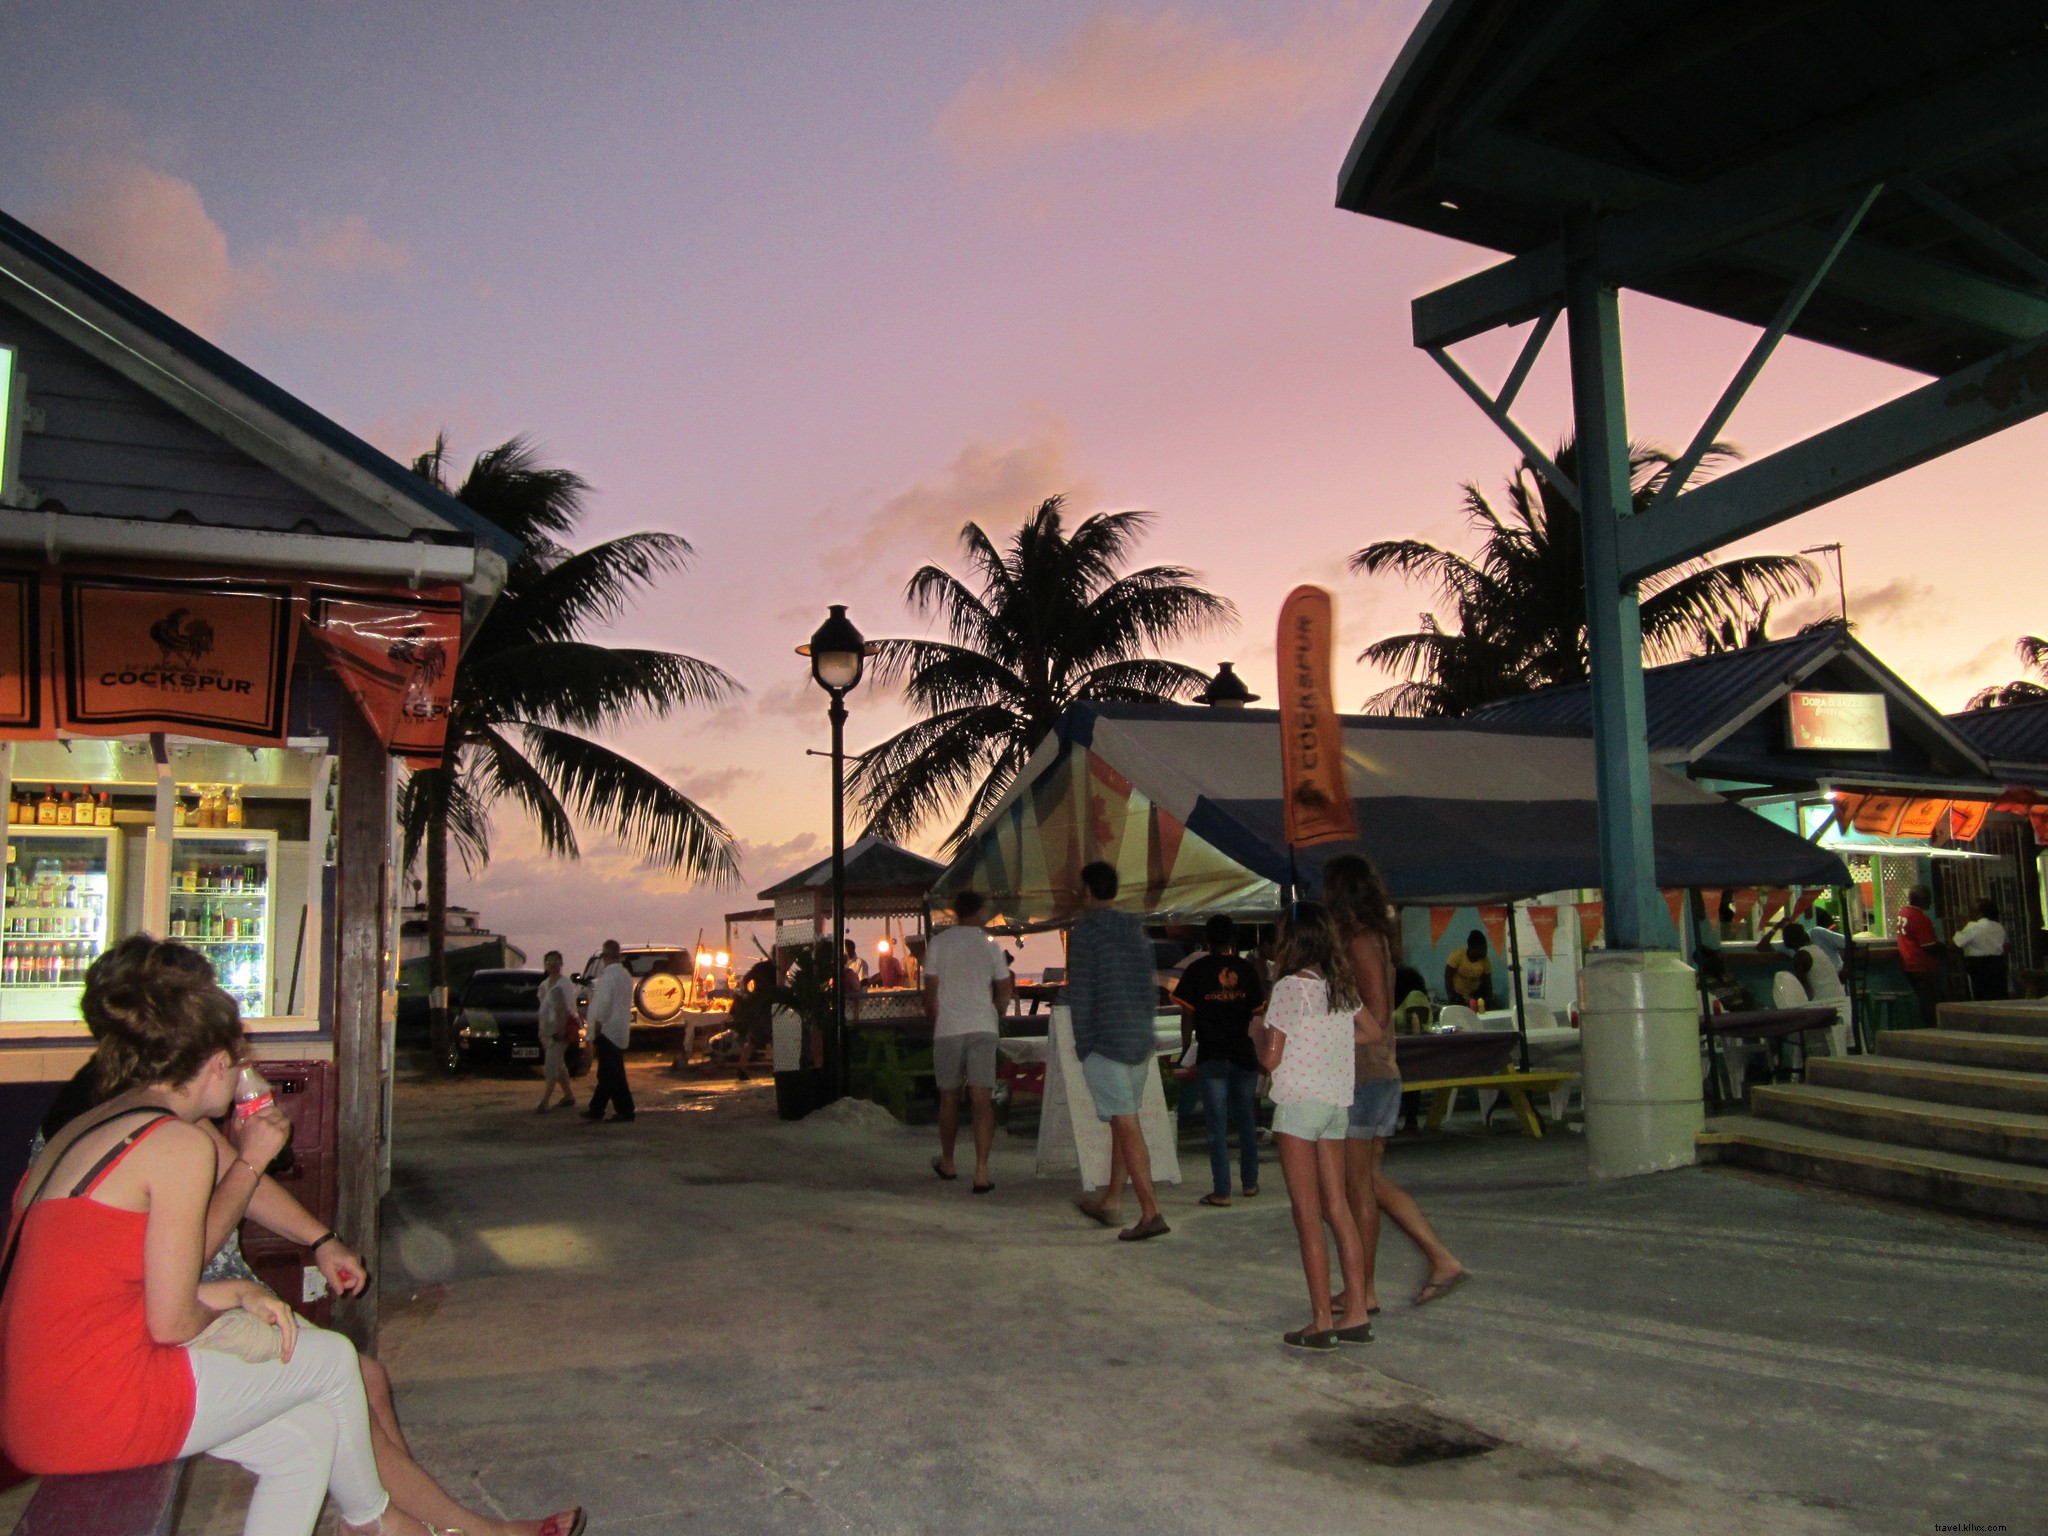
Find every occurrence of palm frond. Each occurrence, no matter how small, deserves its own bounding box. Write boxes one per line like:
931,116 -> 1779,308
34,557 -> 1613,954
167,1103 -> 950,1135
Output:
462,643 -> 740,728
518,726 -> 739,882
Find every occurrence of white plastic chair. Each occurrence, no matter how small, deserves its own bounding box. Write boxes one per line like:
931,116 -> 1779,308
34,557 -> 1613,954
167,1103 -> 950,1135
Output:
1771,971 -> 1809,1008
1437,1003 -> 1479,1032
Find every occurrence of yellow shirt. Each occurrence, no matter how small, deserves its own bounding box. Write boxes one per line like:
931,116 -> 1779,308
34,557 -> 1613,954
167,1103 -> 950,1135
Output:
1446,951 -> 1492,1002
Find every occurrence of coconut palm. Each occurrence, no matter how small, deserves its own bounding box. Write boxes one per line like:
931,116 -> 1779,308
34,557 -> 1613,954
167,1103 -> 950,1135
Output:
1966,636 -> 2048,709
401,436 -> 742,1066
850,496 -> 1234,850
1353,438 -> 1818,715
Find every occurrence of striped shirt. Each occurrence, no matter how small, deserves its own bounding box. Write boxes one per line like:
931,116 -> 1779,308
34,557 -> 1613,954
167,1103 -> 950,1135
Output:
1066,908 -> 1158,1064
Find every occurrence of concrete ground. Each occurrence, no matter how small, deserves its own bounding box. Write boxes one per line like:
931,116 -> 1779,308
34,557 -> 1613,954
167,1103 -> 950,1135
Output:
17,1047 -> 2043,1533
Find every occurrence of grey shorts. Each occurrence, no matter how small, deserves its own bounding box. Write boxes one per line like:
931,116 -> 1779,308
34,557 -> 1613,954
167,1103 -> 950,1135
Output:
1272,1098 -> 1349,1141
934,1032 -> 999,1091
1080,1053 -> 1152,1120
1348,1078 -> 1403,1139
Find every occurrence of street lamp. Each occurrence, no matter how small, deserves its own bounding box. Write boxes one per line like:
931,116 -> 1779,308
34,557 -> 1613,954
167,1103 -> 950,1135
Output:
798,605 -> 878,1102
1197,661 -> 1260,707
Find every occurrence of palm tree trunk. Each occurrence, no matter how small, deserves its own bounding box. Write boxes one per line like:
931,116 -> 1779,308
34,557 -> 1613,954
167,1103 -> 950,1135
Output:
425,766 -> 453,1073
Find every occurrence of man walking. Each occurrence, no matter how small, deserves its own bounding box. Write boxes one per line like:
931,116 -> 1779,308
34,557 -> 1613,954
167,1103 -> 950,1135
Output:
583,939 -> 636,1122
924,889 -> 1013,1192
534,949 -> 578,1112
1068,861 -> 1168,1241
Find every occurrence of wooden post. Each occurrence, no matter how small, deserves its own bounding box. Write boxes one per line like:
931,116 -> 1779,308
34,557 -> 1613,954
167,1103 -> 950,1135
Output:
330,696 -> 390,1349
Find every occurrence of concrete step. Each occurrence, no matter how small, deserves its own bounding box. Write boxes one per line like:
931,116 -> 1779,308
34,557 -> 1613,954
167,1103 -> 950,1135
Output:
1750,1083 -> 2048,1167
1938,1000 -> 2048,1039
1810,1054 -> 2048,1117
1698,1116 -> 2048,1226
1877,1029 -> 2048,1074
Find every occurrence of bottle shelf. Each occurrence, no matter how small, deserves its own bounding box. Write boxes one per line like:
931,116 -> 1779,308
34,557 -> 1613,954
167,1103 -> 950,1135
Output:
176,935 -> 265,945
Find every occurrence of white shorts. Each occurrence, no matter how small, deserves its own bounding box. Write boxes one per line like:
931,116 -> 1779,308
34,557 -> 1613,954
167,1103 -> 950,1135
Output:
1272,1098 -> 1349,1141
934,1032 -> 999,1091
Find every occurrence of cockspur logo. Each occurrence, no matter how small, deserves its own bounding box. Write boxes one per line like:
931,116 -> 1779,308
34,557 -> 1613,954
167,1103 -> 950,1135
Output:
389,627 -> 450,722
97,607 -> 253,696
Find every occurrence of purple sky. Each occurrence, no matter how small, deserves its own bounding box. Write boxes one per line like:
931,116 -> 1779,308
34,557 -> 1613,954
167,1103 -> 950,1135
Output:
7,2 -> 2041,964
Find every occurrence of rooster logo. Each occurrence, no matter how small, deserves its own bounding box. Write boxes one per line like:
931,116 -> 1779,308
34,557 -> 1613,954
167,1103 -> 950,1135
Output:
387,628 -> 448,688
149,609 -> 215,669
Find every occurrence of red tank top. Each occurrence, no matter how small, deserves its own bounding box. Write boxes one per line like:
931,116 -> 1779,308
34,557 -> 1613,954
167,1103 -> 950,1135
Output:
0,1116 -> 197,1473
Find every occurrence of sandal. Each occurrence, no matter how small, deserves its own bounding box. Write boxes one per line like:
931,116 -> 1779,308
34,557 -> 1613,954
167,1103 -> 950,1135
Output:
972,1181 -> 994,1194
1413,1270 -> 1470,1307
1198,1193 -> 1232,1207
931,1156 -> 958,1181
538,1511 -> 587,1536
1241,1185 -> 1259,1197
1282,1328 -> 1338,1351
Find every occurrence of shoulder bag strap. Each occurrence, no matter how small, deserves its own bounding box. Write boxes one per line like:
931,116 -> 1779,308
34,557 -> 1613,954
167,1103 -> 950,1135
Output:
0,1107 -> 178,1301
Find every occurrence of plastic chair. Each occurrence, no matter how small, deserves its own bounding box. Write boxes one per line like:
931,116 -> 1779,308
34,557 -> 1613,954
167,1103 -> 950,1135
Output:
1437,1003 -> 1479,1032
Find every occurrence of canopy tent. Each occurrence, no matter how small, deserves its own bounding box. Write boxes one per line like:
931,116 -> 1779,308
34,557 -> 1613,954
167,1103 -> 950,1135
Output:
933,702 -> 1848,920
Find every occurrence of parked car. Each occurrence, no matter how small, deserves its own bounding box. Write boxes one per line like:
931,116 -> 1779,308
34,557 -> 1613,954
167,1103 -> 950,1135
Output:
576,946 -> 694,1034
451,967 -> 546,1073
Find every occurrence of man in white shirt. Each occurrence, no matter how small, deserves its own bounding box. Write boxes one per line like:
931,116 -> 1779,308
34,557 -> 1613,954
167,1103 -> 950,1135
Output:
582,939 -> 637,1123
924,890 -> 1013,1192
533,949 -> 579,1113
1952,898 -> 2009,1000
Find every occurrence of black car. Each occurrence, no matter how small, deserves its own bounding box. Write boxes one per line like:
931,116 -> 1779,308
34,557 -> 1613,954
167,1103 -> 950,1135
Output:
451,968 -> 547,1072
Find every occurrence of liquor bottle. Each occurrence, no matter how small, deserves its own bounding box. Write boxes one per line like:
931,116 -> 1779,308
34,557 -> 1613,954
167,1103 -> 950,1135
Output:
225,787 -> 244,828
54,792 -> 72,827
95,792 -> 113,828
36,786 -> 55,826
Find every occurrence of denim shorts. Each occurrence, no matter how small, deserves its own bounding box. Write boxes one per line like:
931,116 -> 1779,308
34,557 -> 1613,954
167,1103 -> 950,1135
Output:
1348,1078 -> 1403,1140
1272,1098 -> 1349,1141
1080,1053 -> 1152,1120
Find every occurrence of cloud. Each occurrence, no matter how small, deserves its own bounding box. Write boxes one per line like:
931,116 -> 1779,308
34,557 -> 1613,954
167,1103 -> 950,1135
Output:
29,143 -> 408,339
820,421 -> 1095,583
936,7 -> 1384,170
661,764 -> 759,803
1775,577 -> 1937,636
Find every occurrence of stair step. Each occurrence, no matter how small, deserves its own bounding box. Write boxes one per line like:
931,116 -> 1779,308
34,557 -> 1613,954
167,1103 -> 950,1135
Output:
1938,1000 -> 2048,1039
1877,1029 -> 2048,1073
1698,1117 -> 2048,1225
1810,1054 -> 2048,1117
1750,1083 -> 2048,1167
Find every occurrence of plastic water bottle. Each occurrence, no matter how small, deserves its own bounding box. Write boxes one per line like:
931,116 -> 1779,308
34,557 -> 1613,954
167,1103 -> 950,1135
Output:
232,1063 -> 293,1173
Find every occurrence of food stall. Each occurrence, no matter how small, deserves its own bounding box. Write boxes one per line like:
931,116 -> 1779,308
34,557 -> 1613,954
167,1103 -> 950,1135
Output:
0,207 -> 514,1342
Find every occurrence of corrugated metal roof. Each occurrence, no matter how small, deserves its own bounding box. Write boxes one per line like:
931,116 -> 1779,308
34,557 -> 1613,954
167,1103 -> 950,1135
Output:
1465,630 -> 1847,753
1338,0 -> 2048,378
756,836 -> 947,901
1947,700 -> 2048,768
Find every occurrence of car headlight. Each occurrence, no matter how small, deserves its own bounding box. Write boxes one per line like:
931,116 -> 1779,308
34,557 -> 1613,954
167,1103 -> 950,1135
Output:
461,1010 -> 499,1039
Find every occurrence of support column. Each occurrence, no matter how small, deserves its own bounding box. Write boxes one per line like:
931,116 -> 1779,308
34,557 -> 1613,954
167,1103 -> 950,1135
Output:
331,696 -> 390,1348
1565,239 -> 1702,1176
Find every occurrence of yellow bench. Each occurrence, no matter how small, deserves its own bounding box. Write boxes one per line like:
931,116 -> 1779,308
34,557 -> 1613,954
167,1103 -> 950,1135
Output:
1401,1069 -> 1575,1138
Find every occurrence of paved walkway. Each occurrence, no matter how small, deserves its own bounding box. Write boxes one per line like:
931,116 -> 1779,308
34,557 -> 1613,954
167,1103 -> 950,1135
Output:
66,1052 -> 2048,1533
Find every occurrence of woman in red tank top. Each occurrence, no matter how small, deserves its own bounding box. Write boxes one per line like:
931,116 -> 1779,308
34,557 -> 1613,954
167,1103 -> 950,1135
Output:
0,937 -> 427,1536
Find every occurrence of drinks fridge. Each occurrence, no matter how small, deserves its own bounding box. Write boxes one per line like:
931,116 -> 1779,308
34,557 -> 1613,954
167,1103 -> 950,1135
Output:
1,825 -> 122,1021
167,830 -> 277,1019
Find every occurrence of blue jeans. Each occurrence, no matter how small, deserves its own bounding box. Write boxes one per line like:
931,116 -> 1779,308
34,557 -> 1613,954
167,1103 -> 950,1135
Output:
1197,1058 -> 1260,1196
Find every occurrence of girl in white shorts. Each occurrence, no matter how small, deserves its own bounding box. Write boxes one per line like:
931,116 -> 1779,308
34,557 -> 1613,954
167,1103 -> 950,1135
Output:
1251,903 -> 1375,1351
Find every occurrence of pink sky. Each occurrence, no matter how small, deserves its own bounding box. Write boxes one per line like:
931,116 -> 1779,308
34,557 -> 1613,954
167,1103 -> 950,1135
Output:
7,2 -> 2041,965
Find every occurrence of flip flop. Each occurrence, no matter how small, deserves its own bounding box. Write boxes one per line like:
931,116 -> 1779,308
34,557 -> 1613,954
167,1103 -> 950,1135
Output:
972,1182 -> 994,1194
1282,1328 -> 1338,1351
1334,1321 -> 1376,1345
1117,1214 -> 1171,1242
1075,1197 -> 1117,1227
1413,1270 -> 1470,1307
931,1157 -> 958,1181
537,1510 -> 587,1536
1198,1193 -> 1232,1207
1241,1185 -> 1260,1197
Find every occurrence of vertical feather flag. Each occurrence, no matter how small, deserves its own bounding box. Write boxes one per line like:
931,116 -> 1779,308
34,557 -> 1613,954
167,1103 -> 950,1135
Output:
1276,586 -> 1357,847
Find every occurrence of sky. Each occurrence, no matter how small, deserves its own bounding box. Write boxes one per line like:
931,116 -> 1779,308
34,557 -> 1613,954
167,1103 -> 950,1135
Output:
4,1 -> 2041,966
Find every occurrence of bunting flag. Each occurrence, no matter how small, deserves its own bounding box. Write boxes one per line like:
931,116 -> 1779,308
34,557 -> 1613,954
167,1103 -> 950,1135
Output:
2034,806 -> 2048,845
57,573 -> 297,745
1757,887 -> 1790,928
1852,794 -> 1909,836
1575,901 -> 1604,950
1792,889 -> 1818,917
1947,801 -> 1991,842
0,570 -> 46,739
1663,889 -> 1687,932
1275,585 -> 1357,847
306,586 -> 464,766
1730,888 -> 1759,925
1526,905 -> 1559,958
1830,792 -> 1865,831
1428,907 -> 1457,948
1896,798 -> 1952,838
1698,889 -> 1724,925
1478,904 -> 1509,955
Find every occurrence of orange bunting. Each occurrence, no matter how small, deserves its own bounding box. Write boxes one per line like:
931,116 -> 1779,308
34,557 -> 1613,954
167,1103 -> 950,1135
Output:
1526,905 -> 1559,959
1946,801 -> 1990,843
1428,907 -> 1457,948
1478,905 -> 1509,955
1896,798 -> 1951,838
1852,794 -> 1908,836
1663,890 -> 1686,932
1575,901 -> 1604,950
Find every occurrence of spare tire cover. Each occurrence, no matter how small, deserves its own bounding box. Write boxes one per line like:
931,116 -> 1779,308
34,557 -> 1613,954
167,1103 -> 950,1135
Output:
636,970 -> 686,1022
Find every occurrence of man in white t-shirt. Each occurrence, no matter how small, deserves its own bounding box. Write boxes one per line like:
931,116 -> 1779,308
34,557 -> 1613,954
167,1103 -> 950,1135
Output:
1952,898 -> 2010,1000
923,889 -> 1013,1192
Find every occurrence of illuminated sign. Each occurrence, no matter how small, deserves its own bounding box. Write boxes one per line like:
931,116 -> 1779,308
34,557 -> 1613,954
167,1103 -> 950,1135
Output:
1786,691 -> 1890,751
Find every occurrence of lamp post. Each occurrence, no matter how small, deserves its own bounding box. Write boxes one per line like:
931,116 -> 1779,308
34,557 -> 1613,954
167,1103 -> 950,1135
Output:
798,604 -> 876,1103
1197,661 -> 1260,708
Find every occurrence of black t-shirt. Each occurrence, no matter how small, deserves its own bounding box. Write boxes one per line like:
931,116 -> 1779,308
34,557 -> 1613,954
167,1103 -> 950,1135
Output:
1174,952 -> 1265,1071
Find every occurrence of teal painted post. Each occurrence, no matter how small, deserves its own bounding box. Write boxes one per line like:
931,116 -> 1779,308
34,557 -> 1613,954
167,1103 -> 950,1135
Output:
1565,248 -> 1665,951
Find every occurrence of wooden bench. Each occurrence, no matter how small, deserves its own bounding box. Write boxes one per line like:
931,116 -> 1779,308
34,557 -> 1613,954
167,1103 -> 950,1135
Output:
1401,1069 -> 1574,1138
11,1460 -> 190,1536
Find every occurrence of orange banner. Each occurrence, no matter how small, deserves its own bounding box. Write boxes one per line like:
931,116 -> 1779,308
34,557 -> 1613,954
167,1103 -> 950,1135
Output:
1428,907 -> 1457,948
1526,905 -> 1559,958
1663,889 -> 1686,932
0,571 -> 46,738
1276,585 -> 1356,847
1852,794 -> 1908,836
2033,807 -> 2048,845
1730,888 -> 1759,925
1896,798 -> 1951,838
57,574 -> 296,745
1478,904 -> 1508,955
1830,793 -> 1864,831
1947,800 -> 1990,842
1758,887 -> 1790,928
1575,901 -> 1604,950
308,587 -> 463,767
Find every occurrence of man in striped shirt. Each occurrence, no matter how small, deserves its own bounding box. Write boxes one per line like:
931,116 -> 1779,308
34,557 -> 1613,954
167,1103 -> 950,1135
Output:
1068,862 -> 1169,1242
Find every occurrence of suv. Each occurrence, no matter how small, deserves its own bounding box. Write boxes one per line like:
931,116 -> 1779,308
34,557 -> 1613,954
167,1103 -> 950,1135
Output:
577,946 -> 694,1034
450,968 -> 547,1073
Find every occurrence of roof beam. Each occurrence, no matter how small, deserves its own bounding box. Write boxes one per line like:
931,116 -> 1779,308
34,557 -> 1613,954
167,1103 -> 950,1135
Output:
1615,329 -> 2048,585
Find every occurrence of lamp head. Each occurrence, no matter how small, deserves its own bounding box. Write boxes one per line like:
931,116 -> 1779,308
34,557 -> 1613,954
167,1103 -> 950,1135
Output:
1197,661 -> 1258,708
798,605 -> 877,694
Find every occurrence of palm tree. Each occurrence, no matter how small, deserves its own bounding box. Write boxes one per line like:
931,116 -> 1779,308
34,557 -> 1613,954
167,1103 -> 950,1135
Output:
1352,438 -> 1817,715
402,436 -> 742,1066
850,495 -> 1235,850
1966,636 -> 2048,709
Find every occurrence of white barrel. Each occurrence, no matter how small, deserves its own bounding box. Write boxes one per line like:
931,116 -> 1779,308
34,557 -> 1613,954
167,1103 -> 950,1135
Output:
1579,950 -> 1703,1178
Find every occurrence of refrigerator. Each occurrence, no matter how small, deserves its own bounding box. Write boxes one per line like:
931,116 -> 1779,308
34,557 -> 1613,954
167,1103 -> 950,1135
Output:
2,824 -> 124,1023
165,829 -> 278,1019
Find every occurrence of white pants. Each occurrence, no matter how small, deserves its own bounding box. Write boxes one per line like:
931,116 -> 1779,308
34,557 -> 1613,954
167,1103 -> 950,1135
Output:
179,1325 -> 389,1536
